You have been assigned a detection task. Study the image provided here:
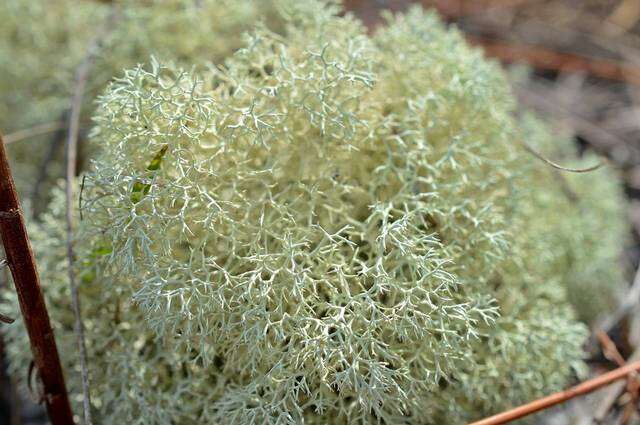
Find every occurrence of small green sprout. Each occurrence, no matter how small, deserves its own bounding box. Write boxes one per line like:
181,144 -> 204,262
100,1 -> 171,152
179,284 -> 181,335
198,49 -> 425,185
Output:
131,145 -> 168,204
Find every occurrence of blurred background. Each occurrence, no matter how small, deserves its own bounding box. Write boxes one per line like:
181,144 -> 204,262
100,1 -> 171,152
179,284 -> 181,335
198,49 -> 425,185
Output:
4,0 -> 640,423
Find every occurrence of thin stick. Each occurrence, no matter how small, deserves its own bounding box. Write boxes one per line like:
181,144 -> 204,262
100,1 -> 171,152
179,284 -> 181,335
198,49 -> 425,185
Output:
2,121 -> 66,145
64,10 -> 117,424
521,140 -> 605,173
597,330 -> 627,368
469,360 -> 640,425
594,347 -> 640,422
594,331 -> 640,424
0,134 -> 74,423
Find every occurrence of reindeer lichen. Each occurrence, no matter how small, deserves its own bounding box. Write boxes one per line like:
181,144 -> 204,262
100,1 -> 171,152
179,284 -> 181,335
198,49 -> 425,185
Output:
0,0 -> 278,196
1,1 -> 626,424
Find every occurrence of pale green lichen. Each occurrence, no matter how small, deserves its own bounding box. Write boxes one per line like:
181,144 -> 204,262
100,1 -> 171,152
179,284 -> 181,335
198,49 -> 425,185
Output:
1,1 -> 627,424
0,0 -> 278,197
5,185 -> 239,424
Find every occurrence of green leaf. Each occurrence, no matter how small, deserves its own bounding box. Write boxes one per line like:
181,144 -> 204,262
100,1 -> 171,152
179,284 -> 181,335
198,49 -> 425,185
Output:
130,145 -> 168,204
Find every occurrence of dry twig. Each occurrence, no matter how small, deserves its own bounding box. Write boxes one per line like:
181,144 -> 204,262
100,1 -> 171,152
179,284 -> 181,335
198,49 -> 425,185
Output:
470,36 -> 640,86
2,121 -> 66,145
469,360 -> 640,425
593,331 -> 640,424
424,0 -> 543,19
521,139 -> 605,173
0,133 -> 74,424
64,9 -> 118,424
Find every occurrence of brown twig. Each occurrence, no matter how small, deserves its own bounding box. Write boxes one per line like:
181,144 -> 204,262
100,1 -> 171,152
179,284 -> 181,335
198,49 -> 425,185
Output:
422,1 -> 640,86
593,331 -> 640,424
591,249 -> 640,421
424,0 -> 540,19
347,1 -> 640,86
469,36 -> 640,86
421,0 -> 640,86
0,133 -> 74,423
64,11 -> 118,424
469,360 -> 640,425
597,329 -> 628,368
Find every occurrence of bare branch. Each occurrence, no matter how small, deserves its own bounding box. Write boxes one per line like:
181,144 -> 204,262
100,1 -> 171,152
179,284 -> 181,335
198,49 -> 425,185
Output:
0,133 -> 74,423
521,139 -> 605,173
64,9 -> 118,424
2,121 -> 66,145
593,337 -> 640,422
470,360 -> 640,425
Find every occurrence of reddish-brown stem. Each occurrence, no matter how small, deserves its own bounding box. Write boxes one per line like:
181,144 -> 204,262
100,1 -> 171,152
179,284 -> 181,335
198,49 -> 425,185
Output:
470,360 -> 640,425
0,133 -> 74,424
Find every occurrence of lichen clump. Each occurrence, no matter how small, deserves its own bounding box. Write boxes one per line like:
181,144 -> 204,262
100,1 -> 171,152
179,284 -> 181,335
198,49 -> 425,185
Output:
2,1 -> 625,424
0,0 -> 277,196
